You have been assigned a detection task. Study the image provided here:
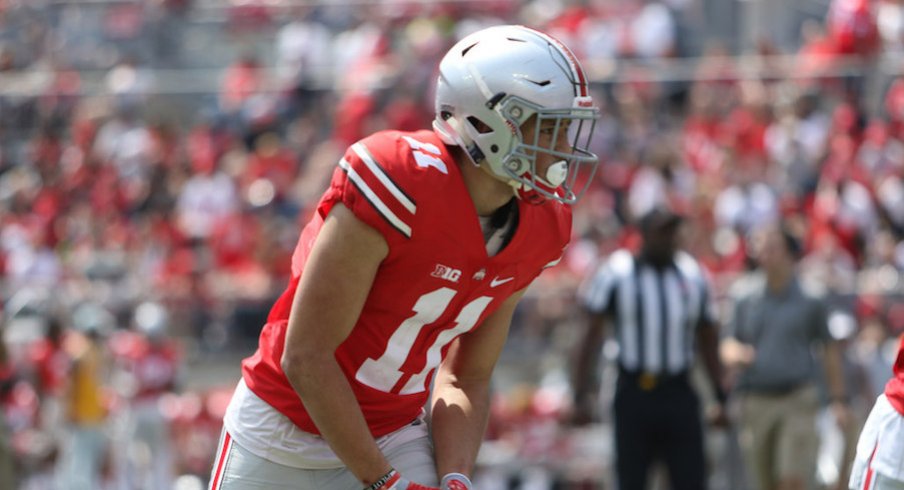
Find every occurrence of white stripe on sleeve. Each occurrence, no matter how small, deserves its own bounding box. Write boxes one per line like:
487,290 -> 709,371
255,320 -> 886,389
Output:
352,143 -> 416,214
339,158 -> 412,238
584,264 -> 614,313
543,256 -> 563,269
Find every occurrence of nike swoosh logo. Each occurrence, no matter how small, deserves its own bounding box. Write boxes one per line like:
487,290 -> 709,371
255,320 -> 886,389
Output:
525,78 -> 551,87
489,276 -> 514,287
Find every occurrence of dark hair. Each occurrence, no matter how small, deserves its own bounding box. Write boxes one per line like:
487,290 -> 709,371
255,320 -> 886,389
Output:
777,222 -> 803,259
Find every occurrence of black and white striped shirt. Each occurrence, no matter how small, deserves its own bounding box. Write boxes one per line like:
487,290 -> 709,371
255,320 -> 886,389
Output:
582,249 -> 716,375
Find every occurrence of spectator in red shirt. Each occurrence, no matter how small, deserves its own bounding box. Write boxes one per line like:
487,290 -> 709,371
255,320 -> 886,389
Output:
828,0 -> 881,57
220,55 -> 262,116
242,132 -> 299,206
27,316 -> 70,417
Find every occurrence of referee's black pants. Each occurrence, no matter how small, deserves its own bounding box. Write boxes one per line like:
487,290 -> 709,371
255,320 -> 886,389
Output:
613,370 -> 706,490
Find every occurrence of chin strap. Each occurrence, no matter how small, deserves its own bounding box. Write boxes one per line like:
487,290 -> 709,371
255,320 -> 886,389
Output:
514,183 -> 548,205
512,160 -> 568,204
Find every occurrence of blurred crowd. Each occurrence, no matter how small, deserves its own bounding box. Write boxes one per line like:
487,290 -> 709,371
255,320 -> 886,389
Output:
0,0 -> 903,488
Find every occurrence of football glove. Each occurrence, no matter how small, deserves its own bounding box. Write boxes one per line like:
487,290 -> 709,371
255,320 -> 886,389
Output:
367,469 -> 438,490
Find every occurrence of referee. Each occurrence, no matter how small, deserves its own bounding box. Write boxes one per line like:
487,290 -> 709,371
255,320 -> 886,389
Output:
572,206 -> 728,490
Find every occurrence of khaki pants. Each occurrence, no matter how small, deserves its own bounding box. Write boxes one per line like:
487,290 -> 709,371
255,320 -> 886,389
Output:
738,385 -> 820,490
0,421 -> 14,490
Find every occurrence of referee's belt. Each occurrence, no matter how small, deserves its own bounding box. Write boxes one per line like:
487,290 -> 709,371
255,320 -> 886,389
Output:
618,368 -> 689,391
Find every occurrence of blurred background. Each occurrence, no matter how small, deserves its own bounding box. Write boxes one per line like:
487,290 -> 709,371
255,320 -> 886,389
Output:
0,0 -> 902,489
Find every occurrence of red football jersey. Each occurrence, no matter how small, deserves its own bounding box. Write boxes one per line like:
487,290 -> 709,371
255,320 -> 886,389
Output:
886,335 -> 904,416
242,129 -> 572,437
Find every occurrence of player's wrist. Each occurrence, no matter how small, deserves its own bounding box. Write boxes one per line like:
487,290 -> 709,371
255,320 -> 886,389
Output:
441,472 -> 472,490
365,468 -> 400,490
365,468 -> 441,490
714,385 -> 729,405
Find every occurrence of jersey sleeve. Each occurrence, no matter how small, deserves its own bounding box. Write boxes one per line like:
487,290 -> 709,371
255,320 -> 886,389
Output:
697,278 -> 718,327
676,251 -> 718,329
580,257 -> 617,315
319,134 -> 419,250
809,296 -> 831,342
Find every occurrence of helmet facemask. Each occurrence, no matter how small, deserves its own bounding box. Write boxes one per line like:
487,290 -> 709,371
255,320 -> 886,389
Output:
496,97 -> 599,204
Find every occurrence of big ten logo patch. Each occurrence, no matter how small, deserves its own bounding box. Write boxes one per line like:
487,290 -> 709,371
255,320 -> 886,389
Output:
431,264 -> 461,283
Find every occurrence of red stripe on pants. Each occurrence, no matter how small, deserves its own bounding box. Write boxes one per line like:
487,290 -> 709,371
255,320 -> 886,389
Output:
210,431 -> 232,490
863,442 -> 879,490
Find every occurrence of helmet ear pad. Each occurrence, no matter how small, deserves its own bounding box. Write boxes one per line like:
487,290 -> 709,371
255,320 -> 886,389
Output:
503,155 -> 529,177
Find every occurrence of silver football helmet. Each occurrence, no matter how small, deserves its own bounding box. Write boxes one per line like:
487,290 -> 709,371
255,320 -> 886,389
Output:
433,25 -> 599,204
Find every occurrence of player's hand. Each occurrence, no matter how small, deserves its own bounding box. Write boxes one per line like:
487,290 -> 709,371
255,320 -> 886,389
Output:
441,473 -> 473,490
569,402 -> 595,426
706,402 -> 731,429
568,393 -> 597,427
367,469 -> 439,490
720,338 -> 756,368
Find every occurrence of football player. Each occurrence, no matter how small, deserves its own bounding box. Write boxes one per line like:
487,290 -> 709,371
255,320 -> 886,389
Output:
848,333 -> 904,490
210,24 -> 599,490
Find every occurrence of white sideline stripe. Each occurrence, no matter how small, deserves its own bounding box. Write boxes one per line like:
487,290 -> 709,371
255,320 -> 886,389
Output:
339,158 -> 412,238
544,256 -> 562,268
352,143 -> 416,214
